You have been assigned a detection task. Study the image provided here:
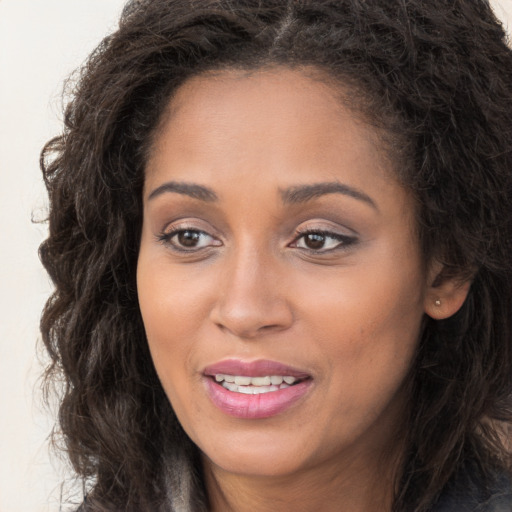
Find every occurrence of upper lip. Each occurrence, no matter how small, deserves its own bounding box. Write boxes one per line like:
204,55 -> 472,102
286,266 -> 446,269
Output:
203,359 -> 311,379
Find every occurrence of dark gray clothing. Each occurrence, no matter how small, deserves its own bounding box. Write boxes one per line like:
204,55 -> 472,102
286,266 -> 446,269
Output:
432,462 -> 512,511
77,461 -> 512,511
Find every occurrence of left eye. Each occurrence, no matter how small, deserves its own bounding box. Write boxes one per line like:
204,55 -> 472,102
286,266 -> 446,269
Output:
160,229 -> 220,251
293,231 -> 354,252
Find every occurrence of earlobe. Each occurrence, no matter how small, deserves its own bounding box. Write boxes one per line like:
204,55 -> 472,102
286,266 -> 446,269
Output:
424,275 -> 472,320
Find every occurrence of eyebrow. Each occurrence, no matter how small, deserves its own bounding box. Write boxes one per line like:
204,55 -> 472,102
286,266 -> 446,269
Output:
280,182 -> 378,210
147,181 -> 218,202
147,180 -> 377,210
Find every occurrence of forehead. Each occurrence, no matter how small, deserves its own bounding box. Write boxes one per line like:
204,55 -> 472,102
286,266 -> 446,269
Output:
144,67 -> 408,215
146,67 -> 392,179
165,66 -> 346,126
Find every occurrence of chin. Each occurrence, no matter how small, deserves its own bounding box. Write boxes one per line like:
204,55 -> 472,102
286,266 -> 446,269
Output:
196,429 -> 313,478
206,450 -> 307,478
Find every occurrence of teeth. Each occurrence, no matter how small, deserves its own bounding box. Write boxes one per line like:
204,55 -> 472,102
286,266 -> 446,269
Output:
221,382 -> 289,394
251,376 -> 271,386
214,374 -> 300,393
234,376 -> 251,386
224,382 -> 238,392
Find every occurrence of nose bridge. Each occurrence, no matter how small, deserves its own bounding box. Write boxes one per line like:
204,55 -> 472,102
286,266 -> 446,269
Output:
210,238 -> 293,338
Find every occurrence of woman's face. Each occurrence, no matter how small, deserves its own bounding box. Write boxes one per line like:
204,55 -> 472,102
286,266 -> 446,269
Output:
137,68 -> 432,480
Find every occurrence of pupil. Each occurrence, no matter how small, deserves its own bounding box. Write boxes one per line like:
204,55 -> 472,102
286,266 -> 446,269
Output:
178,230 -> 200,247
305,233 -> 325,249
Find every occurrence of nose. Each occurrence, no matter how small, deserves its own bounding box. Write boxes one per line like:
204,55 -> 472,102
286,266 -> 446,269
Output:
209,247 -> 294,339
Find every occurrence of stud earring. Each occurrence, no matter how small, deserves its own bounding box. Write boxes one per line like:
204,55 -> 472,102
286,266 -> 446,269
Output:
434,299 -> 442,306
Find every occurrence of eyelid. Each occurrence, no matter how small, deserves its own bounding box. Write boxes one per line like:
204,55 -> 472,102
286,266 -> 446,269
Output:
291,230 -> 356,249
159,218 -> 222,238
289,222 -> 359,253
157,220 -> 222,252
294,218 -> 359,236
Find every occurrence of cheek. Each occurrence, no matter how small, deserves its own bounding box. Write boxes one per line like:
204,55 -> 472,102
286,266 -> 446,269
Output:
299,261 -> 424,340
295,279 -> 423,450
137,253 -> 197,375
137,279 -> 201,427
296,253 -> 426,391
137,247 -> 214,338
136,250 -> 224,423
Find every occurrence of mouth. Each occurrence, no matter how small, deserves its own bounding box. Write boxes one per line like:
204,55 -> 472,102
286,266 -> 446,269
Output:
203,359 -> 313,418
212,374 -> 304,395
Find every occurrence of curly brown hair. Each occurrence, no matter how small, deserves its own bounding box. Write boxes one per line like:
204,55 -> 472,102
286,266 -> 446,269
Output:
40,0 -> 512,510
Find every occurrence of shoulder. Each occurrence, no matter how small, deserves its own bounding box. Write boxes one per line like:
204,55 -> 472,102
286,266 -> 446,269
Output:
432,460 -> 512,512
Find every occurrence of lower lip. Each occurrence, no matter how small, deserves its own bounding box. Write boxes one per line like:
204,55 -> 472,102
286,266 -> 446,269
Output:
204,378 -> 312,419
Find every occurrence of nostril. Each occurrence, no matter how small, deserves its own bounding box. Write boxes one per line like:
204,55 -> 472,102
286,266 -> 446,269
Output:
210,302 -> 294,339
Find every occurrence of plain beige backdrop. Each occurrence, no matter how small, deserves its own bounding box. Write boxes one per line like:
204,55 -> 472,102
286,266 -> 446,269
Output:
0,1 -> 510,511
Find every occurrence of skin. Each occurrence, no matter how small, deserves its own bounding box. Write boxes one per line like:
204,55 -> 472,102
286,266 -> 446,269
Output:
137,67 -> 469,512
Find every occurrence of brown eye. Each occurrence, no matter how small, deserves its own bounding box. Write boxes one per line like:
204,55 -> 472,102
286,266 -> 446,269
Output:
304,233 -> 326,250
177,230 -> 201,247
159,228 -> 222,252
292,230 -> 357,252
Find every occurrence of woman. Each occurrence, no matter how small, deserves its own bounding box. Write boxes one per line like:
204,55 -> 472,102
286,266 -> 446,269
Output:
40,0 -> 512,510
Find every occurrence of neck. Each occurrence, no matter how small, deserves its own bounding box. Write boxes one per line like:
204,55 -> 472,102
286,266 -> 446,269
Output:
203,444 -> 401,512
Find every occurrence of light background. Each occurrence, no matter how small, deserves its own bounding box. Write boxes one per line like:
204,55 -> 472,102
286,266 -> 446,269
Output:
0,1 -> 511,511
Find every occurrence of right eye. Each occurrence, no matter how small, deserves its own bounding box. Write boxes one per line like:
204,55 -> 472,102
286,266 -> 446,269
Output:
158,228 -> 222,252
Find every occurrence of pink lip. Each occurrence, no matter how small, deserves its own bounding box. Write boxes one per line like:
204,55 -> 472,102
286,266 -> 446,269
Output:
203,359 -> 310,379
203,359 -> 312,419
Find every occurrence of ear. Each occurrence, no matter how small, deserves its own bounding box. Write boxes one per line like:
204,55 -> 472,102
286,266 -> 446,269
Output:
423,264 -> 472,320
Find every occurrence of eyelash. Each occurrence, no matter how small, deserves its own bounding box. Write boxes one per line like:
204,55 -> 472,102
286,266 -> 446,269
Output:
157,228 -> 220,252
290,229 -> 358,253
158,226 -> 357,254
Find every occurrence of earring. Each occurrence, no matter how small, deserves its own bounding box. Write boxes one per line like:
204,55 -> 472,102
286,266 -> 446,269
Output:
434,299 -> 442,306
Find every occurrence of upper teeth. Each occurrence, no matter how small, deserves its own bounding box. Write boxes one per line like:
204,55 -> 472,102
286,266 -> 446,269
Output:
214,374 -> 297,386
